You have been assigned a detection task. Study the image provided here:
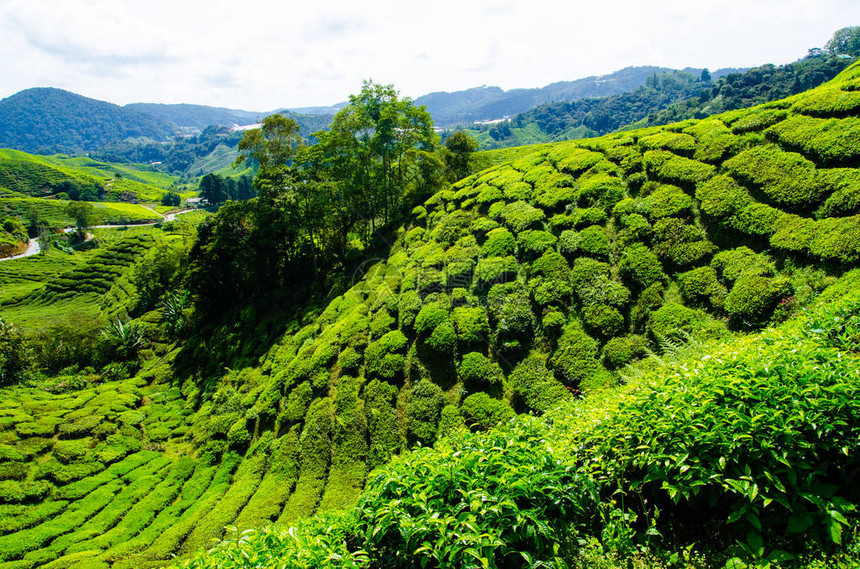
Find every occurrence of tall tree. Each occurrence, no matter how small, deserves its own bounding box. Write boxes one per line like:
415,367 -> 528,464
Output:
65,201 -> 94,233
306,81 -> 439,242
825,26 -> 860,56
443,130 -> 479,182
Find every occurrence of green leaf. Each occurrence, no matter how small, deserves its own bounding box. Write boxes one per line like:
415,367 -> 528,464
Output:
745,530 -> 764,557
828,517 -> 844,545
786,511 -> 812,534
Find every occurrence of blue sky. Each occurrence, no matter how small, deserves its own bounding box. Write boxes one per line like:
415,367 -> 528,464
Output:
1,0 -> 859,110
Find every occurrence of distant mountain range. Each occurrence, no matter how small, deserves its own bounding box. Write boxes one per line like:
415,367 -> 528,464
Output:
0,88 -> 335,155
413,66 -> 743,126
124,103 -> 266,131
0,65 -> 746,156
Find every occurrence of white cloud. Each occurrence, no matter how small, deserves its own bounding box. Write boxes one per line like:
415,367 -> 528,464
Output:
0,0 -> 859,110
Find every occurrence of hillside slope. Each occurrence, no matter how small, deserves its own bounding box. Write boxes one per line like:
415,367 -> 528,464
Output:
0,89 -> 174,155
1,62 -> 860,568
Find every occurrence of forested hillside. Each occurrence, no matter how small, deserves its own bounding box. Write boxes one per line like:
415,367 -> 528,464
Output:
0,53 -> 860,569
473,36 -> 859,149
0,89 -> 174,155
415,65 -> 741,126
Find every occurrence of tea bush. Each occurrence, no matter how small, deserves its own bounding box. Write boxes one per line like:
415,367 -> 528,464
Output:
458,351 -> 504,389
461,392 -> 515,430
481,227 -> 516,258
601,334 -> 649,370
578,225 -> 610,259
563,286 -> 860,558
724,145 -> 825,207
724,274 -> 793,328
620,243 -> 666,290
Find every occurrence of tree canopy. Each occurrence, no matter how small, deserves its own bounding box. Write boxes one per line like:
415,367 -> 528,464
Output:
186,82 -> 446,310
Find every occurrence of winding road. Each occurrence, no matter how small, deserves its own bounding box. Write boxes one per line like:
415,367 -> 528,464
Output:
0,209 -> 196,263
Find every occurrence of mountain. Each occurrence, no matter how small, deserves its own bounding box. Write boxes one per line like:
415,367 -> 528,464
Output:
2,54 -> 860,567
468,53 -> 856,149
416,65 -> 743,126
125,103 -> 265,130
286,102 -> 349,115
0,88 -> 175,154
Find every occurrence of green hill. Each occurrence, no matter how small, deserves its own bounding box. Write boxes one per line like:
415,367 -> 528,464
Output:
0,89 -> 174,155
1,59 -> 860,569
0,149 -> 179,202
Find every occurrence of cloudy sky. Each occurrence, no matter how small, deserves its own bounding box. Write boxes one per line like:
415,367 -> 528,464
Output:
1,0 -> 858,111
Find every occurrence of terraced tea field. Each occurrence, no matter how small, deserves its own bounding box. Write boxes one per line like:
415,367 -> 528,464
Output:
1,63 -> 860,568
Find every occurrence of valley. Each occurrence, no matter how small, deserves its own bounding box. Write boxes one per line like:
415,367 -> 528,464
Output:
0,25 -> 859,569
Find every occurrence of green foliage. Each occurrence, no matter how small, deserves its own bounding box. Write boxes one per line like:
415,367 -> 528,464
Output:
712,246 -> 774,283
725,145 -> 826,207
639,131 -> 697,154
648,302 -> 727,344
817,168 -> 860,217
724,274 -> 793,328
516,229 -> 557,261
357,420 -> 598,568
497,200 -> 545,232
0,318 -> 28,386
790,84 -> 860,116
695,174 -> 754,219
406,379 -> 444,446
577,225 -> 610,259
642,150 -> 715,186
550,321 -> 607,387
177,511 -> 368,569
678,266 -> 727,309
601,335 -> 648,369
581,305 -> 625,339
567,288 -> 860,557
458,351 -> 504,389
480,227 -> 515,257
364,330 -> 408,382
643,184 -> 694,219
474,255 -> 518,290
619,243 -> 666,290
767,114 -> 860,163
451,306 -> 490,351
578,174 -> 626,210
364,379 -> 401,471
461,393 -> 515,430
682,118 -> 743,163
652,217 -> 716,267
558,229 -> 581,258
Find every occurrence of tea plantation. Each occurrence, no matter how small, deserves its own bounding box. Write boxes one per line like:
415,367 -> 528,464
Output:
2,62 -> 860,567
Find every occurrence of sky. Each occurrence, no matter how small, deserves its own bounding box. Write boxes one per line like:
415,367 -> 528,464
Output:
1,0 -> 859,112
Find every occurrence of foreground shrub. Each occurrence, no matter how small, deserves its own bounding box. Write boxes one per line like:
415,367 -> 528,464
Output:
357,420 -> 599,568
563,285 -> 860,558
177,511 -> 367,568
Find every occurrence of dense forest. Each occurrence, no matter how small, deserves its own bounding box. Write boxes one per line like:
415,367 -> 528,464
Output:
1,26 -> 860,569
0,88 -> 174,154
471,32 -> 860,149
